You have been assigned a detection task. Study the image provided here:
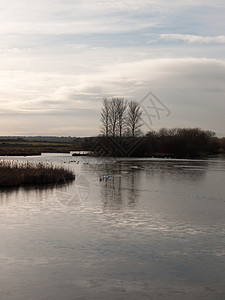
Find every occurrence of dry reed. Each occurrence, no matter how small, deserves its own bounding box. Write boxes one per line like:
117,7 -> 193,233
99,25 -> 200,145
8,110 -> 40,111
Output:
0,160 -> 75,187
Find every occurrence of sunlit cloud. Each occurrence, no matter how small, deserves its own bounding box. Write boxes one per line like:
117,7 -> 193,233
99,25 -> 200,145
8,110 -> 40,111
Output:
0,19 -> 157,35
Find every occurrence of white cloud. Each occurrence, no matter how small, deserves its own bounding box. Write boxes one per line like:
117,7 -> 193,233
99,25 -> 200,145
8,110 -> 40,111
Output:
161,34 -> 225,44
1,58 -> 225,135
0,19 -> 157,35
67,44 -> 87,50
1,0 -> 224,36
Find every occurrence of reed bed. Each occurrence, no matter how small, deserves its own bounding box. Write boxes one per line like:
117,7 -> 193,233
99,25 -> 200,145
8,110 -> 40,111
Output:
0,160 -> 75,187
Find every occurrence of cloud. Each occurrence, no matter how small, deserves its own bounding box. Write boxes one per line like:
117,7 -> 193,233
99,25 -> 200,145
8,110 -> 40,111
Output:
161,34 -> 225,44
0,0 -> 197,21
1,57 -> 225,136
1,58 -> 225,120
2,0 -> 223,36
0,0 -> 160,36
0,19 -> 157,35
0,0 -> 225,136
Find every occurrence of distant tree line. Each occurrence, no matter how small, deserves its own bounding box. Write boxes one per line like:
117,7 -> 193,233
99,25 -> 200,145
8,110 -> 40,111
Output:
218,137 -> 225,153
97,98 -> 225,157
100,97 -> 143,137
81,126 -> 225,158
135,127 -> 220,158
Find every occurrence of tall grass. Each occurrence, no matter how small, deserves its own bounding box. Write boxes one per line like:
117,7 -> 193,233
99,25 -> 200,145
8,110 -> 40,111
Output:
0,160 -> 75,187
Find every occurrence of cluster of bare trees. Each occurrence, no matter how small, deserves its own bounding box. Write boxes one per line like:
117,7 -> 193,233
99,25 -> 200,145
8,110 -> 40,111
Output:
144,127 -> 218,157
100,97 -> 143,137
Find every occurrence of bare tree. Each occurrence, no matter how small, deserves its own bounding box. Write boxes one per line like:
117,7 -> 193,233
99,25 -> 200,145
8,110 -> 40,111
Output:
100,98 -> 141,138
126,101 -> 143,137
108,98 -> 119,137
116,98 -> 127,138
100,98 -> 110,136
100,97 -> 120,137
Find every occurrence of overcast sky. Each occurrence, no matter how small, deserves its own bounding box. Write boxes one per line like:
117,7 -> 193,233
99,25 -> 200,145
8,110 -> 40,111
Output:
0,0 -> 225,136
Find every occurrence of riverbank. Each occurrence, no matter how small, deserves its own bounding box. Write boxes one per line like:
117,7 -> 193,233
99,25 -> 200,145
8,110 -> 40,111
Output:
0,161 -> 75,187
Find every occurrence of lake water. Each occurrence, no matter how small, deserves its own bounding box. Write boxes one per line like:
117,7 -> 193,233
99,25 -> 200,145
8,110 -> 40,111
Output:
0,154 -> 225,299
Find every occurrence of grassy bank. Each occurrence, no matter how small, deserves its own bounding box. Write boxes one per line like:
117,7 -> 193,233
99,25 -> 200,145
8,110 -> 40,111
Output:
0,161 -> 75,187
0,141 -> 77,156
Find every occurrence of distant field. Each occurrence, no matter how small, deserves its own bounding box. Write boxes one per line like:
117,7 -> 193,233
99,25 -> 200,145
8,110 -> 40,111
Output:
0,141 -> 84,156
0,141 -> 64,146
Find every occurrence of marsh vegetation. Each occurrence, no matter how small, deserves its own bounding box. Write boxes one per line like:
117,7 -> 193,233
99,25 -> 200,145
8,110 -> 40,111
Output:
0,160 -> 75,187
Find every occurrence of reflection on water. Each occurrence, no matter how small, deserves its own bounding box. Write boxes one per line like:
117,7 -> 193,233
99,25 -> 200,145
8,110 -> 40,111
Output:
56,174 -> 90,208
101,172 -> 140,212
0,155 -> 225,300
97,162 -> 141,212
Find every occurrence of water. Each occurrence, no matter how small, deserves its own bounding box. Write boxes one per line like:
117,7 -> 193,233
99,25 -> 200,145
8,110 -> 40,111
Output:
0,154 -> 225,299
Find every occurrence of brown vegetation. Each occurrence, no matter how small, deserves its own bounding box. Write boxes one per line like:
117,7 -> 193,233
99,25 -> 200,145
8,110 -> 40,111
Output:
0,161 -> 75,187
0,141 -> 79,156
141,128 -> 219,158
218,137 -> 225,153
93,127 -> 222,158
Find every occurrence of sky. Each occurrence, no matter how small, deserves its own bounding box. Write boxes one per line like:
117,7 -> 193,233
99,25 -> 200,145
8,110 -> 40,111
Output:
0,0 -> 225,137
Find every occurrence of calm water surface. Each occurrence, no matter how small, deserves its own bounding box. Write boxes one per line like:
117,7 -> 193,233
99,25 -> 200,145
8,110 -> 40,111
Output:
0,154 -> 225,299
